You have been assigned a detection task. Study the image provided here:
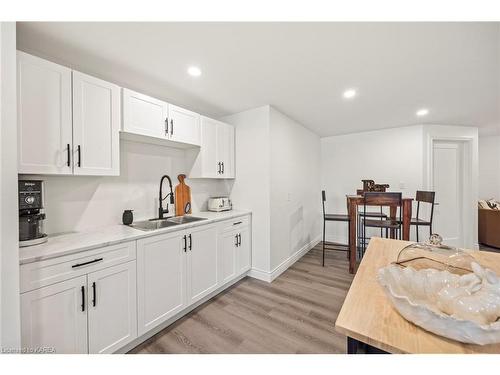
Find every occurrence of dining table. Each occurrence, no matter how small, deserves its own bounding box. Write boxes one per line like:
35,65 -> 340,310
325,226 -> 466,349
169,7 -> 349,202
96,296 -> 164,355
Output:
346,192 -> 413,274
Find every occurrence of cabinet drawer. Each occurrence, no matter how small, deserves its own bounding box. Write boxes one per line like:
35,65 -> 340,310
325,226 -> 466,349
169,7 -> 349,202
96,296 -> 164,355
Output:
20,241 -> 136,293
219,215 -> 250,233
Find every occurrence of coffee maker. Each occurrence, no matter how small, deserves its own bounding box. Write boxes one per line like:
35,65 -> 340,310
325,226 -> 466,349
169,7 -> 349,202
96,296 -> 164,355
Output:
19,180 -> 48,247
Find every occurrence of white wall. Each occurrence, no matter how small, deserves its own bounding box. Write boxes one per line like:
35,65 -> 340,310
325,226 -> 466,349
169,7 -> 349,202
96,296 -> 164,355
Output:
223,106 -> 321,279
479,135 -> 500,199
221,106 -> 271,272
23,140 -> 230,234
269,107 -> 321,270
321,125 -> 425,244
0,22 -> 21,349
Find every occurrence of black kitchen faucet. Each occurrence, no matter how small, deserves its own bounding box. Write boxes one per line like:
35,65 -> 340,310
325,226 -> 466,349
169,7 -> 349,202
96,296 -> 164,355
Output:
158,175 -> 175,219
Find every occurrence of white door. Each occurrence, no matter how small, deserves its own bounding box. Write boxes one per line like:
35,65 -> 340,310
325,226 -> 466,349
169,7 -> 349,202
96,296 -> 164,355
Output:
168,104 -> 201,146
17,51 -> 73,174
137,232 -> 186,335
21,275 -> 88,354
186,225 -> 218,304
87,261 -> 137,354
237,226 -> 251,275
122,88 -> 168,139
432,141 -> 464,247
220,230 -> 237,284
72,71 -> 121,176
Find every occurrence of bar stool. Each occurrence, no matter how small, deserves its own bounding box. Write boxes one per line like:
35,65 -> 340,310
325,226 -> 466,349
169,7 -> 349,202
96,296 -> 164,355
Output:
361,192 -> 402,254
395,191 -> 436,242
321,191 -> 350,267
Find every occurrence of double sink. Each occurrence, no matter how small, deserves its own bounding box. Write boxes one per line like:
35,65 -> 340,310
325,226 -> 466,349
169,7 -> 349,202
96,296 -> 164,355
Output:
129,215 -> 207,232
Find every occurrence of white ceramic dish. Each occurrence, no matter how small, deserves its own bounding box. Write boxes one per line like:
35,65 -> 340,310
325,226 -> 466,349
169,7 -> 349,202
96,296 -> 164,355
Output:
378,263 -> 500,345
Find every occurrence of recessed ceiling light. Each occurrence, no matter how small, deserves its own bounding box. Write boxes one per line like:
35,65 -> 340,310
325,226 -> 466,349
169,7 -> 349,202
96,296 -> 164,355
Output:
187,66 -> 202,77
343,89 -> 357,99
416,108 -> 429,117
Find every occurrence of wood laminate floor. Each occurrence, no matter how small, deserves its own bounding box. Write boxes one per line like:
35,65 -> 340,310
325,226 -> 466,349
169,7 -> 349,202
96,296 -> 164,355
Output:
129,243 -> 354,354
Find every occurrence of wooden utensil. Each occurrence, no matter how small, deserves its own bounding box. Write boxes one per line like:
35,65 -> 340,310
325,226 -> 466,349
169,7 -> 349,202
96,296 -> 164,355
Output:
175,174 -> 192,216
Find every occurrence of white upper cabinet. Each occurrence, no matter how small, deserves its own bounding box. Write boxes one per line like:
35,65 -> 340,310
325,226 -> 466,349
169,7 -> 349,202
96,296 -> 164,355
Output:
122,88 -> 167,139
121,88 -> 200,147
72,71 -> 121,176
188,116 -> 235,179
17,51 -> 73,175
17,52 -> 120,176
168,104 -> 200,146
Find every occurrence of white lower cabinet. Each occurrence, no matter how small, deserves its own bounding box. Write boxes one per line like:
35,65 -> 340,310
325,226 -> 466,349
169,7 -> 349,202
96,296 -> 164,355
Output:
237,226 -> 251,275
220,230 -> 238,283
136,231 -> 187,336
186,225 -> 218,305
87,261 -> 137,354
219,220 -> 252,284
21,275 -> 88,354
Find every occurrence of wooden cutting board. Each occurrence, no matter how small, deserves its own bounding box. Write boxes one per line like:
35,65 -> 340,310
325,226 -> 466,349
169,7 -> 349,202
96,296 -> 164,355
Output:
175,174 -> 192,216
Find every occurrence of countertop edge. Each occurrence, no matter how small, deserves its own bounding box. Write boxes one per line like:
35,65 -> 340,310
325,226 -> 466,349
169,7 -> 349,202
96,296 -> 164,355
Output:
19,210 -> 252,265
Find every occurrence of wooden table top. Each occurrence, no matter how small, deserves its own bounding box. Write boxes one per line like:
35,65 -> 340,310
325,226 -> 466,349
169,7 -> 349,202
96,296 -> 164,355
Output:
335,237 -> 500,353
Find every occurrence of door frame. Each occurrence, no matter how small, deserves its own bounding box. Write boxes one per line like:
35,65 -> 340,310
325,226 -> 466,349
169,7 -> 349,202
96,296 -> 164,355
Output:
425,135 -> 476,248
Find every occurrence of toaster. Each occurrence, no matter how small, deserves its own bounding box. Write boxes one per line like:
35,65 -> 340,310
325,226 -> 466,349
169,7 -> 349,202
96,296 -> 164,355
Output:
208,197 -> 232,212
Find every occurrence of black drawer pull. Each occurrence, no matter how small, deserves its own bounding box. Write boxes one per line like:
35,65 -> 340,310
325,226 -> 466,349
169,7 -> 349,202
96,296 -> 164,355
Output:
72,258 -> 103,268
77,145 -> 82,167
92,282 -> 97,307
66,144 -> 71,167
233,221 -> 242,226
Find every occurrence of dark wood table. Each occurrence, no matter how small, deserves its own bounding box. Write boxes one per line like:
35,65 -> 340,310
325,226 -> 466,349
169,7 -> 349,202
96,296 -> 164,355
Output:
346,195 -> 413,274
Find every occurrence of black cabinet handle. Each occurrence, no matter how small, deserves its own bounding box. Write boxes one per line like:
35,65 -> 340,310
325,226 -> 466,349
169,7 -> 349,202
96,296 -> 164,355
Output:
170,119 -> 174,136
238,233 -> 241,247
233,221 -> 242,226
189,234 -> 192,251
92,282 -> 96,307
72,258 -> 103,268
221,162 -> 224,174
165,117 -> 169,136
81,286 -> 85,312
235,234 -> 239,247
217,162 -> 221,174
77,145 -> 81,167
66,144 -> 71,167
183,235 -> 187,252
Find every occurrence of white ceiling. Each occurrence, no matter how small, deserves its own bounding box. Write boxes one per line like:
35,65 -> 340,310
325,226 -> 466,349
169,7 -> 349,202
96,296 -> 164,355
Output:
16,22 -> 500,137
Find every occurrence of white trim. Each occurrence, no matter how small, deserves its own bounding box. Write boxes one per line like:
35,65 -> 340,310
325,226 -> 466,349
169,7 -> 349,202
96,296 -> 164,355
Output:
248,235 -> 321,283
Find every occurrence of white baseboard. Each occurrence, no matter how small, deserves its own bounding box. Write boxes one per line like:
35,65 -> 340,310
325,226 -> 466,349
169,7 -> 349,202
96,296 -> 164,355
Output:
247,235 -> 321,283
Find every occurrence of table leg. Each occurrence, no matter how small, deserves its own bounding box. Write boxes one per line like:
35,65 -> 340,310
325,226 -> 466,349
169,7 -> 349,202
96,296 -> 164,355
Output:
348,199 -> 357,274
402,199 -> 412,241
389,205 -> 396,239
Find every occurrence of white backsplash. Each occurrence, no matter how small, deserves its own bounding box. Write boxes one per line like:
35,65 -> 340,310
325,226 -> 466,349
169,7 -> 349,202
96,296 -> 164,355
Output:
22,140 -> 233,235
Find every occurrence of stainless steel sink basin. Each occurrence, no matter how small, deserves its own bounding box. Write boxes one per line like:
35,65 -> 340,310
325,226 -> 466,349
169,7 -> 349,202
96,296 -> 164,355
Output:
129,218 -> 180,231
166,216 -> 208,224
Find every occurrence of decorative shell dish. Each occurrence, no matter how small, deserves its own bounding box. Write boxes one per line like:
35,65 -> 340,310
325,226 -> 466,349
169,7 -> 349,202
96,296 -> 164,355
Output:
378,235 -> 500,345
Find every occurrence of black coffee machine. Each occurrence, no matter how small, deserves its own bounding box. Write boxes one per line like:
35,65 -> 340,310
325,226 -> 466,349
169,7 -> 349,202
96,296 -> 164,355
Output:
19,180 -> 48,247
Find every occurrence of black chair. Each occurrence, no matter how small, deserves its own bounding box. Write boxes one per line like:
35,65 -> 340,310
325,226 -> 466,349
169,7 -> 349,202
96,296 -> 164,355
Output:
411,191 -> 436,242
357,205 -> 387,254
362,192 -> 402,254
321,191 -> 350,267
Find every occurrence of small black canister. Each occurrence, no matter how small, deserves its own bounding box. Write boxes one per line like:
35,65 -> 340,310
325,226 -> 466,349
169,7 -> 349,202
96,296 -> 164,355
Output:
122,210 -> 134,225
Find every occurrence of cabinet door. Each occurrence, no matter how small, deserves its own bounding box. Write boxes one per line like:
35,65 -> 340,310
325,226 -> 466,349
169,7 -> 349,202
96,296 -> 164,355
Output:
17,51 -> 73,175
122,88 -> 168,139
186,225 -> 218,305
220,230 -> 238,284
87,261 -> 137,354
168,104 -> 200,146
237,226 -> 251,275
72,71 -> 121,176
216,122 -> 235,178
137,232 -> 186,335
21,275 -> 88,354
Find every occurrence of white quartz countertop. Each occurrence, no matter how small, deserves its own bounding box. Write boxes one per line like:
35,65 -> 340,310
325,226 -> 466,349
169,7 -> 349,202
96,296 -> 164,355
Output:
19,210 -> 251,265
